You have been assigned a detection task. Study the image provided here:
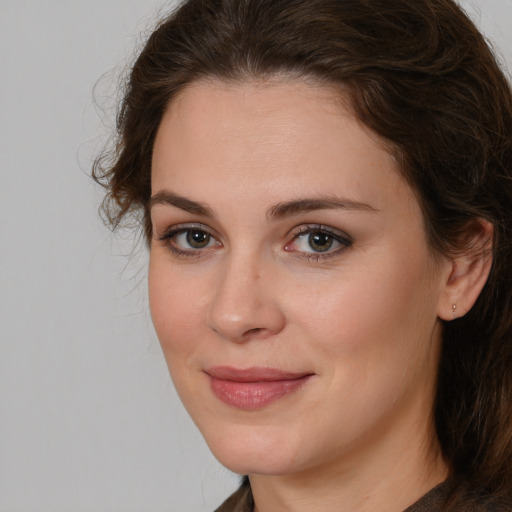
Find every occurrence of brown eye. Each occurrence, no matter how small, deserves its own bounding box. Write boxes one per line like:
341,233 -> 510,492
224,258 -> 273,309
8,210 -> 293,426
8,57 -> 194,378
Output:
308,231 -> 333,252
166,227 -> 219,253
285,225 -> 352,258
186,229 -> 211,249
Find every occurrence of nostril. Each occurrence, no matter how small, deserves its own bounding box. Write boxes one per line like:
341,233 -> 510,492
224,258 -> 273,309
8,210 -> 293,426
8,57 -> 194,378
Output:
238,327 -> 272,341
244,327 -> 263,337
207,288 -> 286,341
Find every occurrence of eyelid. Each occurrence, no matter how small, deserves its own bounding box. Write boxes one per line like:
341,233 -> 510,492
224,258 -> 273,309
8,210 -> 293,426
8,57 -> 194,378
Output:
284,223 -> 353,260
156,222 -> 223,257
157,222 -> 219,240
154,221 -> 351,261
288,224 -> 352,243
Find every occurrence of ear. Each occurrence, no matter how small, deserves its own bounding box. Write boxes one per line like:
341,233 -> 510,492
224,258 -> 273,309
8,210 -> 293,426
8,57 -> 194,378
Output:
437,219 -> 494,321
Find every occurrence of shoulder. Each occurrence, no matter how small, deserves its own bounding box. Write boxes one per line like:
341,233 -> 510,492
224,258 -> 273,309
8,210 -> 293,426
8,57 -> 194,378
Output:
214,477 -> 253,512
214,477 -> 512,512
405,479 -> 512,512
451,484 -> 512,512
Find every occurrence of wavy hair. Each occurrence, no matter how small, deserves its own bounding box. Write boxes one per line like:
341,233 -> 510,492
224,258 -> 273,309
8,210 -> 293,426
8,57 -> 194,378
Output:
93,0 -> 512,505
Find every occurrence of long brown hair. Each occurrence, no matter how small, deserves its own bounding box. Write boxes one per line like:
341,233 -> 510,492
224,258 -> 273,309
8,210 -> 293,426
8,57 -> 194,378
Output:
93,0 -> 512,505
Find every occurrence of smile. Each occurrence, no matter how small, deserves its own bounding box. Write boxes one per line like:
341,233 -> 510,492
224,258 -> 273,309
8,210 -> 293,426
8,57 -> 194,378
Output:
205,367 -> 314,410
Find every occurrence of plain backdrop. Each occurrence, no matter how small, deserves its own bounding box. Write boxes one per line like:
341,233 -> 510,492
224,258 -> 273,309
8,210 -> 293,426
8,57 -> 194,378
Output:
0,1 -> 511,511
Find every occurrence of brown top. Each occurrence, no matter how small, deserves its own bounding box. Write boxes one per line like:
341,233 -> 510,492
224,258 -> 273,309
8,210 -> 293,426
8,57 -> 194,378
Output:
214,478 -> 512,512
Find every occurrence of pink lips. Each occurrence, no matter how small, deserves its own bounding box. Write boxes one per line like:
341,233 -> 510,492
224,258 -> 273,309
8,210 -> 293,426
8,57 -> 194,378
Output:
206,366 -> 313,410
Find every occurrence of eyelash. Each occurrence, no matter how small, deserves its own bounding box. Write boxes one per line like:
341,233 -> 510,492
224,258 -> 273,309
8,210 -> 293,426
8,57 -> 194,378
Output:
156,223 -> 353,261
285,224 -> 353,262
157,223 -> 220,259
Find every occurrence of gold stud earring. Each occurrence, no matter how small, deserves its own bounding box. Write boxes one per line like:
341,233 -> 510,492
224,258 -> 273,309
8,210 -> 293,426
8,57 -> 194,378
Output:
451,304 -> 457,319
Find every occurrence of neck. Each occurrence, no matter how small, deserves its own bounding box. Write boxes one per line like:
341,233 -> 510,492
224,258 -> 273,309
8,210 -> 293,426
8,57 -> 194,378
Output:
249,409 -> 448,512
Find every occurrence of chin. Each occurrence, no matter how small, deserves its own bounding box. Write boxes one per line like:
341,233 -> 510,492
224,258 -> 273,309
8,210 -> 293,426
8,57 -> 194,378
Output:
201,421 -> 304,476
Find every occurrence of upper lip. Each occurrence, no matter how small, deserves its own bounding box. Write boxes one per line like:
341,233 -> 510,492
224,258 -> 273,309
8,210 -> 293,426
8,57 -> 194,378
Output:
205,366 -> 313,382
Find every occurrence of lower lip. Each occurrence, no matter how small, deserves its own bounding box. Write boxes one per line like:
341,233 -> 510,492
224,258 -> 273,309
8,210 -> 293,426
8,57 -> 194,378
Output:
209,375 -> 311,410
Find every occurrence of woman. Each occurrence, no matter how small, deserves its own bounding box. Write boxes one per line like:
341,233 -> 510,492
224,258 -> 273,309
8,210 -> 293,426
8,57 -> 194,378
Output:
93,0 -> 512,510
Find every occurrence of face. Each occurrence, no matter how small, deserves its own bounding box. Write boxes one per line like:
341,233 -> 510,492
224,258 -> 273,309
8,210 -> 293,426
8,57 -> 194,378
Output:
149,79 -> 448,478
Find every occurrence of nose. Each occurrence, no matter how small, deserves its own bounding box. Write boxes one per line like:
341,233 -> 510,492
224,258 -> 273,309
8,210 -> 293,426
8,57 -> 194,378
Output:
206,254 -> 286,343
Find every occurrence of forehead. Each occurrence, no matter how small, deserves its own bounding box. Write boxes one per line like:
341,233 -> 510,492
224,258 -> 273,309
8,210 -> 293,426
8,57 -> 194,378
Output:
154,78 -> 354,166
151,78 -> 414,216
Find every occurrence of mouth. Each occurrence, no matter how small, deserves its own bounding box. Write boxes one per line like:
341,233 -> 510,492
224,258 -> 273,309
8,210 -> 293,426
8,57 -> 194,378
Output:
205,366 -> 314,410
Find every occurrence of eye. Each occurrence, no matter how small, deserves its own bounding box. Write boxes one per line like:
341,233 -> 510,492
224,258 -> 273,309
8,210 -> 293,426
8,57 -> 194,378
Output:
175,229 -> 215,249
157,224 -> 221,256
304,231 -> 336,252
285,225 -> 352,257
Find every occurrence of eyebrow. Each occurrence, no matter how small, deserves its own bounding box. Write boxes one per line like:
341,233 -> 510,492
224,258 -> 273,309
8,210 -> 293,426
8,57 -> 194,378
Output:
150,190 -> 378,220
149,190 -> 214,217
267,197 -> 379,220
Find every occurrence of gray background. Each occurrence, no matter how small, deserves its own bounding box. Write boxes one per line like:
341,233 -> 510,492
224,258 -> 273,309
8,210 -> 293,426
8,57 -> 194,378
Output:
0,1 -> 510,511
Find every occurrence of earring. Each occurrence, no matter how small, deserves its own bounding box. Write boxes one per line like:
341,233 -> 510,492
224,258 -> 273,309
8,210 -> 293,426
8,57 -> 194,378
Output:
451,304 -> 457,319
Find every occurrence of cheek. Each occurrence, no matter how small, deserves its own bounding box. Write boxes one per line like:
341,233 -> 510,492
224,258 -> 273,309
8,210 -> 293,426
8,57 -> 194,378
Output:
148,256 -> 207,363
282,259 -> 440,445
286,248 -> 439,382
148,258 -> 216,414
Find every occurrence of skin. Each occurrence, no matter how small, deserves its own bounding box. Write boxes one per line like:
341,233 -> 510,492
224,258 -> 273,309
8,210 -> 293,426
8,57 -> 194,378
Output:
149,78 -> 458,512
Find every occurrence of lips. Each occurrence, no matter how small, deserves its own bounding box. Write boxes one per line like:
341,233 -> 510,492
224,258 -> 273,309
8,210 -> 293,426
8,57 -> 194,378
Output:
205,366 -> 313,410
